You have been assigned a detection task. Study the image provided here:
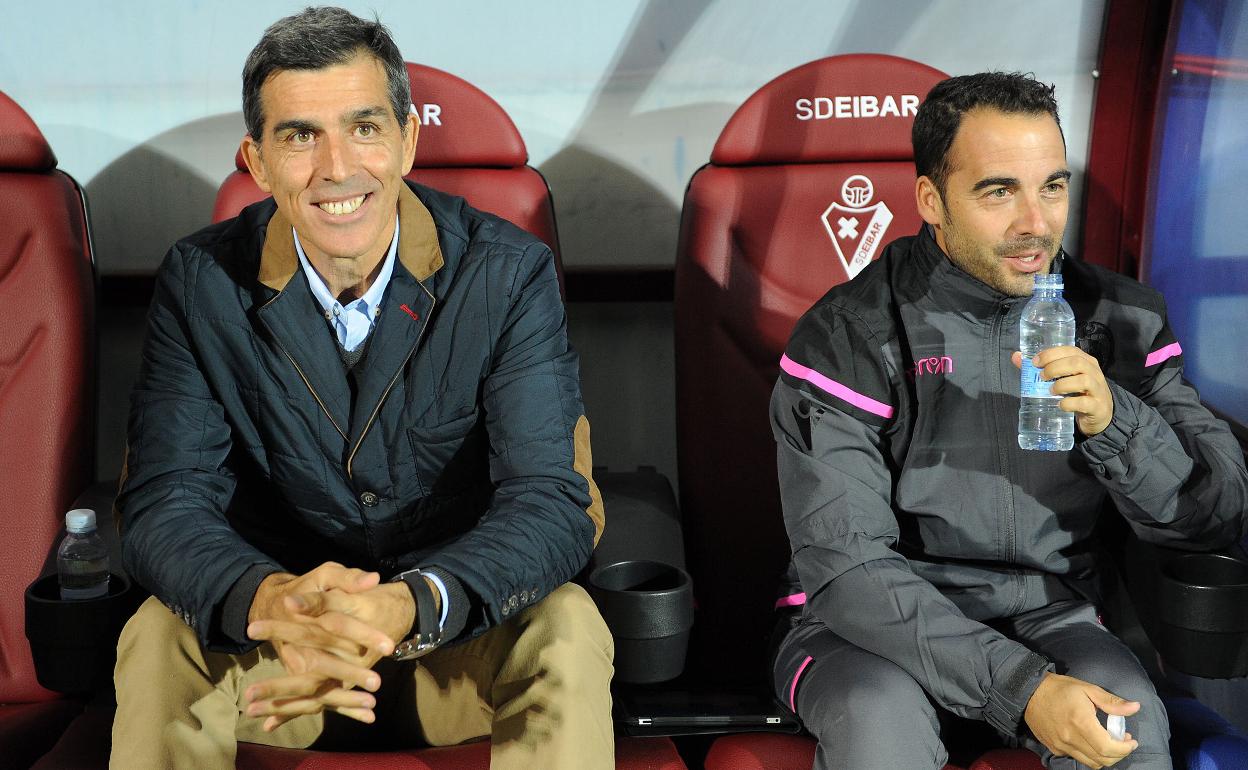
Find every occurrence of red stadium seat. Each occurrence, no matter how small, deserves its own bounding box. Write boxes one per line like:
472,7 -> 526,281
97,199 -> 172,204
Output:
233,736 -> 688,769
212,61 -> 563,291
0,90 -> 95,767
671,55 -> 1042,769
968,749 -> 1052,770
676,49 -> 947,685
704,733 -> 974,770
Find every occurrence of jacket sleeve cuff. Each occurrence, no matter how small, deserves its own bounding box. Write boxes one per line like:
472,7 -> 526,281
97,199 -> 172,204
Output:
397,568 -> 474,642
423,567 -> 472,641
214,563 -> 280,649
1079,382 -> 1139,467
983,649 -> 1054,736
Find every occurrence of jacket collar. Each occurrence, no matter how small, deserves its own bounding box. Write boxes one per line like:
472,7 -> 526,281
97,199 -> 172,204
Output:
257,182 -> 445,292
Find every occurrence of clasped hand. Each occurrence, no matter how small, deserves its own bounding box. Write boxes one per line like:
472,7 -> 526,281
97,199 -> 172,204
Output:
1011,346 -> 1114,437
242,561 -> 416,732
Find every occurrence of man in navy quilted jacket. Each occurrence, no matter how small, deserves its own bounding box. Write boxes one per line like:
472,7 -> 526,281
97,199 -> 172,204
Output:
771,72 -> 1247,769
109,8 -> 612,769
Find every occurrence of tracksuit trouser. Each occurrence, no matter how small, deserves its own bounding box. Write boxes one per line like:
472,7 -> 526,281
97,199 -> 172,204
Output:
773,599 -> 1172,770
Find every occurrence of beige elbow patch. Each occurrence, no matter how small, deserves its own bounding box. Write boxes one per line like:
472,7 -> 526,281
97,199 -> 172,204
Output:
573,415 -> 605,545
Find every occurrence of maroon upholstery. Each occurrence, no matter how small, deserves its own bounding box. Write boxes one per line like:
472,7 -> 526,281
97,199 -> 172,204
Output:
709,54 -> 939,166
236,736 -> 686,770
674,53 -> 947,683
675,55 -> 1041,767
211,62 -> 562,272
0,92 -> 58,171
0,88 -> 93,759
0,700 -> 87,770
968,749 -> 1046,770
237,743 -> 492,770
703,733 -> 976,770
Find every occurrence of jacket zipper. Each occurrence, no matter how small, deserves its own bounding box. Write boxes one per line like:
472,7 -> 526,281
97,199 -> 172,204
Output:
346,282 -> 436,480
991,303 -> 1017,563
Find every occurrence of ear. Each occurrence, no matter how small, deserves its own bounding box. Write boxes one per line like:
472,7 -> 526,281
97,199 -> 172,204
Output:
240,135 -> 272,194
915,175 -> 944,229
400,110 -> 419,176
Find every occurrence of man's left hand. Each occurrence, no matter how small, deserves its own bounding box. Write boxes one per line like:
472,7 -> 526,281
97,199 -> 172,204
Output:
1012,347 -> 1114,437
285,582 -> 417,651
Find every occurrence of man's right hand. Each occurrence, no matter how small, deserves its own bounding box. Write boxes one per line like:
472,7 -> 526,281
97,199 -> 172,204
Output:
1023,672 -> 1140,768
244,562 -> 390,730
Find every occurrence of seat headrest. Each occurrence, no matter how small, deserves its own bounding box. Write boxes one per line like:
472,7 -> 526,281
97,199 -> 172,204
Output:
234,61 -> 527,172
710,54 -> 948,166
0,91 -> 57,171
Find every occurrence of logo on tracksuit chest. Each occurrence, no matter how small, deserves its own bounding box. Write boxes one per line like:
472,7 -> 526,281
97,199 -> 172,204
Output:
908,355 -> 955,379
821,174 -> 894,280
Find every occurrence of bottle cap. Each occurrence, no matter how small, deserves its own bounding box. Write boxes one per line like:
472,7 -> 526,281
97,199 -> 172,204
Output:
65,509 -> 97,533
1106,713 -> 1126,741
1033,272 -> 1063,290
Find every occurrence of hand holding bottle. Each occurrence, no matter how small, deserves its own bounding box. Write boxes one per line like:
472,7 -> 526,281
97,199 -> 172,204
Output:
1012,347 -> 1114,437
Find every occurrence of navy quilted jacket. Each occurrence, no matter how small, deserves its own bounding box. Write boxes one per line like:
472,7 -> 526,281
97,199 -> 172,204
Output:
118,182 -> 603,651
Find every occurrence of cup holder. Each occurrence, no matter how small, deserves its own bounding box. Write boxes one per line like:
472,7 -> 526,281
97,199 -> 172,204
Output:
588,560 -> 694,684
1154,553 -> 1248,678
24,573 -> 141,693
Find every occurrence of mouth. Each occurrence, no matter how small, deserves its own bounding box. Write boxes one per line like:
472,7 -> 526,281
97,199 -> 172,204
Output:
1002,251 -> 1047,273
315,193 -> 369,217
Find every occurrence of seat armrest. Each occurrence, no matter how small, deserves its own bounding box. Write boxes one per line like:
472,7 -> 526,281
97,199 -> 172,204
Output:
590,467 -> 685,574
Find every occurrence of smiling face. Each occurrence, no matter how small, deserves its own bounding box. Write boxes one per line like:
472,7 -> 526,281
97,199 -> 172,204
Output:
916,108 -> 1070,297
241,51 -> 417,272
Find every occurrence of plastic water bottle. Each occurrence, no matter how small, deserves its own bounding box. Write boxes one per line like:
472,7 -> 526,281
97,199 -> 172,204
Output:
56,509 -> 110,600
1018,273 -> 1076,451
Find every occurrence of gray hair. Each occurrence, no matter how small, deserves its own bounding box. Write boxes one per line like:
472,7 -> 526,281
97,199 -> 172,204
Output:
242,6 -> 411,140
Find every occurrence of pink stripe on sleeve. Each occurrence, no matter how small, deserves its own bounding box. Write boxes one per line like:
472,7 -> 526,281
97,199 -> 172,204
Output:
780,354 -> 894,419
1145,342 -> 1183,368
774,592 -> 807,609
789,656 -> 814,711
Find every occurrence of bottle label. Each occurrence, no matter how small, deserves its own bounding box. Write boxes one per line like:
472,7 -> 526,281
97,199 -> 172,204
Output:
1021,359 -> 1061,399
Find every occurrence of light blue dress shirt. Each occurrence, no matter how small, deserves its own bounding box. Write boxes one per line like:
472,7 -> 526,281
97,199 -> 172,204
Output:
293,217 -> 399,352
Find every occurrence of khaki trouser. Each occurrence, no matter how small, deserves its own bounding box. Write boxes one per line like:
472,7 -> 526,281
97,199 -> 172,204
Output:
111,583 -> 614,770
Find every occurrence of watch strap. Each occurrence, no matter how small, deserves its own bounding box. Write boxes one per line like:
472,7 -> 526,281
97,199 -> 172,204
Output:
391,568 -> 442,661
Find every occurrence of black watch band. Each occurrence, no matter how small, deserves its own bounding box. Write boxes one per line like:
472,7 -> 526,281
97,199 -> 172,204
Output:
390,568 -> 443,661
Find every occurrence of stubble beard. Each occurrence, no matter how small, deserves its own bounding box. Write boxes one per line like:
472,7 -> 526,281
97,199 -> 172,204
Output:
942,221 -> 1061,298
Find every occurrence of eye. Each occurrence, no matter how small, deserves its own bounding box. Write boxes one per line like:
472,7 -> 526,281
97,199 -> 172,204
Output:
292,130 -> 314,144
986,187 -> 1010,199
1044,181 -> 1067,194
355,123 -> 377,138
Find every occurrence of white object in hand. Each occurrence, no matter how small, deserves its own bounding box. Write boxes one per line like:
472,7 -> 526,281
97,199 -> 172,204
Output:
1107,714 -> 1126,741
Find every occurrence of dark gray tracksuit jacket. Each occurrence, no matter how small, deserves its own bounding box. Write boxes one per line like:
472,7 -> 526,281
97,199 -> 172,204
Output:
771,225 -> 1248,735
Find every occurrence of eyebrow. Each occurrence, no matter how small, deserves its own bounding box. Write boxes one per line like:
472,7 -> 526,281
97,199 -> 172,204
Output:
271,118 -> 319,136
347,106 -> 389,123
970,169 -> 1072,192
971,176 -> 1019,192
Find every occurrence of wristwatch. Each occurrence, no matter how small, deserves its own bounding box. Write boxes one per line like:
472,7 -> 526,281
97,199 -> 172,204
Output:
389,568 -> 443,661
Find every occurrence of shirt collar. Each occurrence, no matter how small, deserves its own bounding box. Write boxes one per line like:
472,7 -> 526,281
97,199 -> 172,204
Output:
293,216 -> 400,318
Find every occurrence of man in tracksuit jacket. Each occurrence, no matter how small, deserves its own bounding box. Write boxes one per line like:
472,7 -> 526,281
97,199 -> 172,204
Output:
771,72 -> 1247,769
110,9 -> 611,769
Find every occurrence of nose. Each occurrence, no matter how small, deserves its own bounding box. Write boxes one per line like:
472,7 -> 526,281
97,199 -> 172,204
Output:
314,132 -> 354,182
1010,190 -> 1049,238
